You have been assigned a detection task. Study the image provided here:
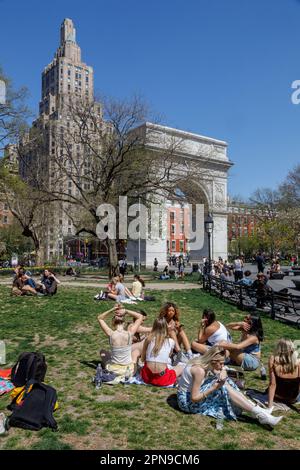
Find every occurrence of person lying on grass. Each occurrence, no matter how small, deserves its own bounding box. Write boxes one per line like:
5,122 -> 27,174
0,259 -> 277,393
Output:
177,345 -> 283,428
97,305 -> 144,377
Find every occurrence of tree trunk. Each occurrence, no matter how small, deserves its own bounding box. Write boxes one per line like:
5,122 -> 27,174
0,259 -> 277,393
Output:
35,247 -> 44,266
107,238 -> 119,278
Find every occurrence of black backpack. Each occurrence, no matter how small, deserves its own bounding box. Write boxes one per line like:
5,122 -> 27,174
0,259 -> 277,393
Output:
7,380 -> 58,431
11,352 -> 47,387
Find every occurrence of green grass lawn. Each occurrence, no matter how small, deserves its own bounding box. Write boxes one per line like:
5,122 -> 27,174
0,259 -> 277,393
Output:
0,285 -> 299,450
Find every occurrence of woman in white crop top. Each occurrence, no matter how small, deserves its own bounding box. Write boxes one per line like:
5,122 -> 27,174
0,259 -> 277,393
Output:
191,309 -> 231,355
97,305 -> 144,377
141,317 -> 184,386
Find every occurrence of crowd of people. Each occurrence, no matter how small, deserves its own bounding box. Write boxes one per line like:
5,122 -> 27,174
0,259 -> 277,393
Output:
6,257 -> 300,431
96,297 -> 300,429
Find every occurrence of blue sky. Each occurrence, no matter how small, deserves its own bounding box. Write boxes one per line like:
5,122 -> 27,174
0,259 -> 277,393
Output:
1,0 -> 300,199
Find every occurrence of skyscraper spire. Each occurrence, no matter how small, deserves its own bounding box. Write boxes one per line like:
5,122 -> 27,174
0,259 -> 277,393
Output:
56,18 -> 81,62
60,18 -> 76,46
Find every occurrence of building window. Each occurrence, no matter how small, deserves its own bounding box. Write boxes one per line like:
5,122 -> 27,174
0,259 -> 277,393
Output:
180,240 -> 184,251
170,212 -> 175,221
4,203 -> 8,211
3,216 -> 8,224
171,240 -> 176,251
171,224 -> 175,235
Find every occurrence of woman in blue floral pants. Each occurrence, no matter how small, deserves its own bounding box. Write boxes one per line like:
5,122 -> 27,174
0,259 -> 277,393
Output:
177,346 -> 283,428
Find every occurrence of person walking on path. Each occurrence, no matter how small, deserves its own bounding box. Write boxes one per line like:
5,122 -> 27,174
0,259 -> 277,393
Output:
256,252 -> 265,274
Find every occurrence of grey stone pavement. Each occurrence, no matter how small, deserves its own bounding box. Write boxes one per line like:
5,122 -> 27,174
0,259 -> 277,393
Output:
240,263 -> 300,296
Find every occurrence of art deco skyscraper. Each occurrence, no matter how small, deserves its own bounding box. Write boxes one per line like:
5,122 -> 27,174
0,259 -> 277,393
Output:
24,19 -> 101,260
39,18 -> 94,118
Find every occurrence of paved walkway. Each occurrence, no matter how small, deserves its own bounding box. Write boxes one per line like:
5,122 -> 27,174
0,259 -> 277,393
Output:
0,277 -> 200,291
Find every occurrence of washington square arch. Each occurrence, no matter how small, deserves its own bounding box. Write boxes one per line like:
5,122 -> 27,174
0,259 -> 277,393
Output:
126,122 -> 233,268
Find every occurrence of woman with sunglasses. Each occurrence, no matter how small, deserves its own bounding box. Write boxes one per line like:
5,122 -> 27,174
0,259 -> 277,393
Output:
177,346 -> 283,427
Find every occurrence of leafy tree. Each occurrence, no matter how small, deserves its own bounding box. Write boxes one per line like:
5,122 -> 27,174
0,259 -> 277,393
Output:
0,221 -> 33,259
0,66 -> 29,156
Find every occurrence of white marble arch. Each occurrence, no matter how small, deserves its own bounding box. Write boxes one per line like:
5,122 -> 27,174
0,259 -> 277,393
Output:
129,123 -> 233,267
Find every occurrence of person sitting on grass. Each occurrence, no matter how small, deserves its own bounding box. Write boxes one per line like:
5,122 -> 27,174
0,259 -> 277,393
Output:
107,276 -> 127,302
191,309 -> 231,355
159,302 -> 193,362
177,345 -> 283,428
160,265 -> 170,280
40,269 -> 60,296
11,272 -> 38,296
268,338 -> 300,409
130,274 -> 145,300
97,305 -> 144,378
216,314 -> 263,371
140,317 -> 184,386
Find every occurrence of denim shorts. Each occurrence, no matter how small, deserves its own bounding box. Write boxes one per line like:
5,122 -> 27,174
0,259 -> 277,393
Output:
241,353 -> 260,371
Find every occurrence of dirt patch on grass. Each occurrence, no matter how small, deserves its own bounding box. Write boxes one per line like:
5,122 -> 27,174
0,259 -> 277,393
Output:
73,324 -> 94,334
63,431 -> 122,450
33,334 -> 69,350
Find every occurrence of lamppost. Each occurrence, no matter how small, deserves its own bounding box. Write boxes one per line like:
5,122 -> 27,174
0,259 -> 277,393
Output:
204,213 -> 214,273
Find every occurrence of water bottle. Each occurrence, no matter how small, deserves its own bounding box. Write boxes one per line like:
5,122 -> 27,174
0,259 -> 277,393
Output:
216,407 -> 224,431
124,366 -> 131,383
0,341 -> 6,365
94,363 -> 103,389
260,365 -> 267,380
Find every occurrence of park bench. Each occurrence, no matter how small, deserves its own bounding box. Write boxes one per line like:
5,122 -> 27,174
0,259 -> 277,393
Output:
270,291 -> 300,326
269,272 -> 285,280
292,279 -> 300,290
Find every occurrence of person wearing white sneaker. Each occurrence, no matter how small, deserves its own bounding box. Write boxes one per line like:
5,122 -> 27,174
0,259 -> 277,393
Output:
177,346 -> 283,428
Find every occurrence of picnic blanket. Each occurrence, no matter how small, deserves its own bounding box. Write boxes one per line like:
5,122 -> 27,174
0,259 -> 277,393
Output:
0,379 -> 14,396
120,373 -> 177,388
0,369 -> 11,380
245,388 -> 300,412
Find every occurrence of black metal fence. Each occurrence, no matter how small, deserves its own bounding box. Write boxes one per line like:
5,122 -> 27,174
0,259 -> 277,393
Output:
202,275 -> 300,327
